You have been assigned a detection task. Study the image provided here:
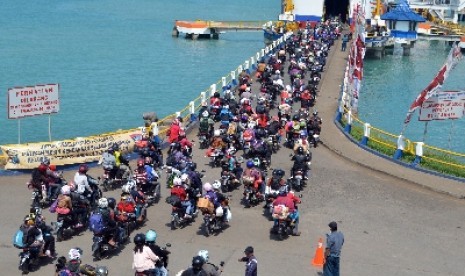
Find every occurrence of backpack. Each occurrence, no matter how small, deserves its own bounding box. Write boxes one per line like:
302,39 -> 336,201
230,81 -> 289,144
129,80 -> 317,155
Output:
49,198 -> 59,213
220,110 -> 230,122
199,118 -> 209,132
13,227 -> 29,249
88,211 -> 105,234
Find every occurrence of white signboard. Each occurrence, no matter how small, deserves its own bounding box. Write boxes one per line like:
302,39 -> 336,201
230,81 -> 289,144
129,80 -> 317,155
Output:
8,84 -> 60,119
419,91 -> 465,121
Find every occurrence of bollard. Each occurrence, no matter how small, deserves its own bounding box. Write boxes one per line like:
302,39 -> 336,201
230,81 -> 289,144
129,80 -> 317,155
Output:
393,135 -> 405,160
412,142 -> 424,166
335,101 -> 344,122
260,49 -> 265,60
189,101 -> 197,122
244,60 -> 250,74
361,123 -> 371,145
231,70 -> 237,86
222,77 -> 227,88
200,92 -> 206,103
251,57 -> 257,70
210,84 -> 216,96
344,110 -> 352,133
256,52 -> 260,61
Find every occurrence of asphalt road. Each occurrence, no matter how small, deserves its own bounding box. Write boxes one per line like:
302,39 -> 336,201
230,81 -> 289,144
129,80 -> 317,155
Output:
1,35 -> 465,276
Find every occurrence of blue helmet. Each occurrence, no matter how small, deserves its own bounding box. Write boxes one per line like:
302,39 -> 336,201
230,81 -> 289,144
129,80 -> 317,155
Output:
246,160 -> 254,168
145,229 -> 157,243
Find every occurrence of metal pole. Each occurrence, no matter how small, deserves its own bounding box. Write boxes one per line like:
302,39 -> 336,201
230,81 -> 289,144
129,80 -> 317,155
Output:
422,121 -> 428,142
49,115 -> 52,142
18,119 -> 21,144
448,120 -> 455,150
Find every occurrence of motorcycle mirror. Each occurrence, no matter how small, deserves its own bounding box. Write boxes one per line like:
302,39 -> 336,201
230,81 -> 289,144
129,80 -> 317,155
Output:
201,170 -> 206,173
299,194 -> 303,198
165,243 -> 171,248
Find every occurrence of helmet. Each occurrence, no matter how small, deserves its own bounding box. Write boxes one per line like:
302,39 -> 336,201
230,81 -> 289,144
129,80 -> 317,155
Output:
213,92 -> 220,98
192,256 -> 205,271
112,143 -> 120,151
273,169 -> 285,178
127,179 -> 136,190
173,177 -> 182,186
198,250 -> 209,262
38,164 -> 48,173
137,159 -> 144,167
67,180 -> 76,191
24,214 -> 34,224
78,164 -> 88,174
145,229 -> 157,243
107,197 -> 116,209
122,184 -> 131,194
133,233 -> 146,246
202,111 -> 209,118
212,180 -> 221,190
98,197 -> 108,208
292,115 -> 299,121
297,146 -> 304,155
68,248 -> 82,260
144,156 -> 152,165
180,173 -> 189,182
223,105 -> 229,110
300,130 -> 308,137
246,160 -> 254,168
253,158 -> 260,167
255,128 -> 266,139
61,185 -> 71,195
107,147 -> 114,153
214,129 -> 221,137
49,164 -> 56,171
95,266 -> 109,276
313,110 -> 318,116
187,162 -> 197,171
203,182 -> 212,192
42,157 -> 51,166
241,115 -> 248,122
275,69 -> 280,74
227,147 -> 236,155
278,185 -> 288,196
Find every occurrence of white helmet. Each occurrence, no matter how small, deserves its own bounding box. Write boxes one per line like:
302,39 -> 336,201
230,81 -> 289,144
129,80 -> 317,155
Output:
227,147 -> 236,155
98,197 -> 108,208
203,182 -> 212,192
202,111 -> 209,118
212,180 -> 221,190
61,185 -> 71,195
68,248 -> 82,260
275,70 -> 281,74
122,184 -> 130,194
247,121 -> 256,129
215,206 -> 224,217
245,87 -> 251,92
198,250 -> 209,262
173,177 -> 182,186
180,173 -> 189,182
214,129 -> 221,137
223,105 -> 229,109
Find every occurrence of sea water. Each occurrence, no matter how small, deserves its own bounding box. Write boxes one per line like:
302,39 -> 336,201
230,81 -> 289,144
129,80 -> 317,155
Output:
359,40 -> 465,152
0,0 -> 278,144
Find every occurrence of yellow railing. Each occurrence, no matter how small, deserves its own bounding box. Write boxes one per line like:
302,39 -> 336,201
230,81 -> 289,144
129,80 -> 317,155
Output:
340,106 -> 465,174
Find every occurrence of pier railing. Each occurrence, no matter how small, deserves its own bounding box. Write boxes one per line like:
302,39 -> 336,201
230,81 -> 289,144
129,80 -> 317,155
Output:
0,33 -> 291,170
336,73 -> 465,180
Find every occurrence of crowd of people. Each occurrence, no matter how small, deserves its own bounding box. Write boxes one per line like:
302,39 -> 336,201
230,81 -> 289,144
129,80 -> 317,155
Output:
13,20 -> 345,276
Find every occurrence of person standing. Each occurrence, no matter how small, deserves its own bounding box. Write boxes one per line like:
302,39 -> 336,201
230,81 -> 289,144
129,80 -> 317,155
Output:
341,35 -> 348,51
323,221 -> 344,276
238,246 -> 257,276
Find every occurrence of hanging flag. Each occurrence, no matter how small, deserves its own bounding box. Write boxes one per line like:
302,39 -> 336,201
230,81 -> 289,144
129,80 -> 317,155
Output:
403,44 -> 462,125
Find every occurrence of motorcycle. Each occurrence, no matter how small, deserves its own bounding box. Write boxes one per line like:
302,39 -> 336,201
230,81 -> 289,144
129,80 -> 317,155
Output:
92,228 -> 127,260
290,169 -> 305,192
99,167 -> 119,192
267,135 -> 280,153
18,246 -> 44,274
243,185 -> 262,208
198,132 -> 210,149
54,213 -> 87,242
202,212 -> 222,237
168,196 -> 196,230
30,185 -> 51,209
209,148 -> 224,168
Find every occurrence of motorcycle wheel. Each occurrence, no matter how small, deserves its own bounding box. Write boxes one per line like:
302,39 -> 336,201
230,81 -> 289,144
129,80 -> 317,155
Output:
204,222 -> 211,237
19,256 -> 30,274
101,179 -> 108,192
294,179 -> 301,192
154,184 -> 161,203
277,225 -> 285,241
93,249 -> 102,260
171,216 -> 180,230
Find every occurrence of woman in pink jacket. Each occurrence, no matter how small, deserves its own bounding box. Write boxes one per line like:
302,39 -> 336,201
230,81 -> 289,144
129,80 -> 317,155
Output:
132,233 -> 159,275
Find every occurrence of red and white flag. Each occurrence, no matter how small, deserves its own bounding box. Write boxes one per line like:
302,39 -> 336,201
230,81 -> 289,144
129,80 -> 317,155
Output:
403,44 -> 462,125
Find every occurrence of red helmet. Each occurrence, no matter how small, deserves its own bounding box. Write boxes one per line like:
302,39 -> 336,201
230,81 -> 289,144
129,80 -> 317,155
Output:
137,159 -> 144,167
38,164 -> 48,173
78,164 -> 88,173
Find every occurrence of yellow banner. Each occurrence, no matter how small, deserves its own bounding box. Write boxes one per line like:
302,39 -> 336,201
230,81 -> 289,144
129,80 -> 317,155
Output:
0,129 -> 142,170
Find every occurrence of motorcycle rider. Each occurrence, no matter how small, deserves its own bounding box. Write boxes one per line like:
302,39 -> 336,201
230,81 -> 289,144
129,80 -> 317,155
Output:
291,146 -> 311,180
293,130 -> 311,154
199,111 -> 215,139
206,129 -> 226,157
56,185 -> 85,229
100,147 -> 117,179
167,118 -> 182,143
309,110 -> 322,135
242,160 -> 264,200
29,163 -> 49,202
19,214 -> 47,257
171,177 -> 193,219
198,250 -> 223,276
145,229 -> 170,276
112,143 -> 131,180
94,197 -> 118,247
219,105 -> 233,128
132,233 -> 159,276
212,181 -> 230,223
116,187 -> 137,223
271,186 -> 301,236
181,256 -> 208,276
73,164 -> 97,204
33,211 -> 56,258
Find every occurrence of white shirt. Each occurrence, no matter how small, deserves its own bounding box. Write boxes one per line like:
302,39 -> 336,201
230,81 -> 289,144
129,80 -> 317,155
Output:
74,172 -> 90,194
